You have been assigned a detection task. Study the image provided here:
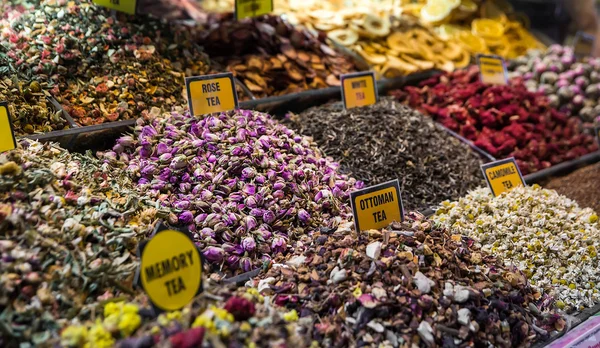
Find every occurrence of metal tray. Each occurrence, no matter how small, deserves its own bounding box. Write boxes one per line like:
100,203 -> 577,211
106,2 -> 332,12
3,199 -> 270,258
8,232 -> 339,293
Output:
21,96 -> 79,148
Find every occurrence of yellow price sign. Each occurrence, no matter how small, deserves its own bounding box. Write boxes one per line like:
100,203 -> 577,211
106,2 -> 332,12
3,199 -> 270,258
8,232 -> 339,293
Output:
0,102 -> 17,153
481,157 -> 525,197
93,0 -> 137,14
573,31 -> 595,57
341,71 -> 378,110
235,0 -> 273,20
595,125 -> 600,147
477,54 -> 507,85
137,225 -> 203,311
185,73 -> 239,117
350,179 -> 404,232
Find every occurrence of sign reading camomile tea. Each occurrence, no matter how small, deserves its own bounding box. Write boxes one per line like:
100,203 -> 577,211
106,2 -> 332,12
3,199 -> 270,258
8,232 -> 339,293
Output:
350,179 -> 404,232
137,224 -> 203,311
93,0 -> 137,14
0,102 -> 16,153
477,54 -> 508,85
481,157 -> 525,197
341,71 -> 378,110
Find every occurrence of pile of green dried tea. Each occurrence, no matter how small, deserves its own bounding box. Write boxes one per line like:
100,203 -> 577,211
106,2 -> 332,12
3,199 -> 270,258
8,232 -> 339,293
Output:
286,97 -> 484,211
544,163 -> 600,213
433,185 -> 600,312
1,0 -> 210,126
0,141 -> 162,345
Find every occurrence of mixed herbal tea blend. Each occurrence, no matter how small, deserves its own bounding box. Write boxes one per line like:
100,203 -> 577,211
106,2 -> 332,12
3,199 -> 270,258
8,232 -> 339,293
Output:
1,0 -> 210,126
435,185 -> 600,312
198,14 -> 361,100
100,108 -> 362,276
545,163 -> 600,213
392,66 -> 599,174
287,98 -> 484,212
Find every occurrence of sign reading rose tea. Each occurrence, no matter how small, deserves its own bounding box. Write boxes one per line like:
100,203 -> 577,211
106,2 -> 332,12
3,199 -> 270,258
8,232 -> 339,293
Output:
477,54 -> 508,85
573,31 -> 595,57
93,0 -> 137,14
137,224 -> 203,311
185,73 -> 239,117
0,102 -> 16,153
235,0 -> 273,20
350,179 -> 404,232
341,71 -> 378,110
481,157 -> 525,197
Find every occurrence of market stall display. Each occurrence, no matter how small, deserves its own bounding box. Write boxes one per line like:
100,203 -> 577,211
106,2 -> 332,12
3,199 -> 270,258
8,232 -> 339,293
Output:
434,185 -> 600,313
100,108 -> 362,275
286,98 -> 484,211
1,0 -> 210,126
544,163 -> 600,212
198,14 -> 362,99
391,66 -> 599,174
508,45 -> 600,123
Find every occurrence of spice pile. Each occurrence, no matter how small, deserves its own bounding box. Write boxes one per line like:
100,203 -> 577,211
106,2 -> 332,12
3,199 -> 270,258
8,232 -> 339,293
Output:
391,66 -> 599,174
508,45 -> 600,122
250,213 -> 564,346
544,163 -> 600,212
102,108 -> 362,275
287,98 -> 483,211
198,14 -> 360,99
58,285 -> 311,347
1,0 -> 210,126
434,185 -> 600,312
0,141 -> 161,345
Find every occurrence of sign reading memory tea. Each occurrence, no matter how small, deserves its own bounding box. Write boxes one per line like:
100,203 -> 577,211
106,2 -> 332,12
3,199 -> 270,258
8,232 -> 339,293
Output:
477,54 -> 508,85
350,179 -> 404,232
137,224 -> 203,311
235,0 -> 273,20
341,71 -> 378,110
93,0 -> 137,14
573,31 -> 595,57
481,157 -> 525,197
185,73 -> 239,117
0,102 -> 16,153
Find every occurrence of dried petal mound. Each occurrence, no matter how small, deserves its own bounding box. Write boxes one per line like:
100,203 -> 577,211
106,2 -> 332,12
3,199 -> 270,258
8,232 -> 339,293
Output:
103,109 -> 362,275
391,66 -> 599,175
287,97 -> 484,211
251,212 -> 564,347
0,141 -> 159,346
434,185 -> 600,312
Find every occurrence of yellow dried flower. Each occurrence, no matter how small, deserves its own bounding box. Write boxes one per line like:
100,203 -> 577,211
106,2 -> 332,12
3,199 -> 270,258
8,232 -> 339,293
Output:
86,320 -> 114,348
118,312 -> 141,336
61,325 -> 88,347
283,309 -> 299,322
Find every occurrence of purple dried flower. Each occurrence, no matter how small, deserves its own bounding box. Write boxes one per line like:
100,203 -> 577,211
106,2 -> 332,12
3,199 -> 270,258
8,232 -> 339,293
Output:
178,211 -> 194,224
271,236 -> 287,254
203,246 -> 224,263
262,210 -> 276,224
298,209 -> 310,224
242,237 -> 256,252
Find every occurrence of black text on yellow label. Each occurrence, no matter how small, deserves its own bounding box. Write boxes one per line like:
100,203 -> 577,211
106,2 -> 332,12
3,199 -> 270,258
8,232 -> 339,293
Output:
138,225 -> 203,311
350,179 -> 404,232
93,0 -> 137,14
595,126 -> 600,147
235,0 -> 273,20
481,157 -> 525,197
185,73 -> 239,117
341,71 -> 378,110
477,54 -> 508,85
573,31 -> 595,57
0,102 -> 17,153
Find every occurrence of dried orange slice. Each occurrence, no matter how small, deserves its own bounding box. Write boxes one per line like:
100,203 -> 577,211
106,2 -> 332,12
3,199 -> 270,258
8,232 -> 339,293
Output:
420,1 -> 454,23
456,32 -> 488,53
472,18 -> 504,39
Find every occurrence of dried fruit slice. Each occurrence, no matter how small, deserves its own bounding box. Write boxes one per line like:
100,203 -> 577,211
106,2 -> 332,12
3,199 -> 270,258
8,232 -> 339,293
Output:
472,19 -> 505,39
459,0 -> 477,13
327,29 -> 358,46
387,32 -> 417,54
355,45 -> 387,65
420,1 -> 453,23
436,24 -> 466,40
453,50 -> 471,68
456,32 -> 488,53
363,14 -> 391,37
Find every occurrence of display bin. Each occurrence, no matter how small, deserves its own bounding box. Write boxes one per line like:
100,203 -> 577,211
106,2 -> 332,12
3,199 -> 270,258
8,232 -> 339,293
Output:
524,151 -> 600,185
21,96 -> 79,148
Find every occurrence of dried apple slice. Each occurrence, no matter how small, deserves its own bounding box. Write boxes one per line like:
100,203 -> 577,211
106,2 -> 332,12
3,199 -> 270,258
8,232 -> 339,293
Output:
363,14 -> 391,37
327,29 -> 359,46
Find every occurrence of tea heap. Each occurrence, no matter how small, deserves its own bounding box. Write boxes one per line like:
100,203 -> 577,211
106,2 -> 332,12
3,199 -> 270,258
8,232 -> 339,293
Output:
249,213 -> 564,346
434,185 -> 600,312
198,14 -> 360,99
1,0 -> 210,126
392,66 -> 599,174
287,98 -> 483,211
0,141 -> 161,345
101,108 -> 362,275
545,163 -> 600,214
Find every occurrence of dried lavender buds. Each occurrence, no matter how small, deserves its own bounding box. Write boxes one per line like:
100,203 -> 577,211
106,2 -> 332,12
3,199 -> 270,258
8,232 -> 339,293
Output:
249,213 -> 564,347
286,98 -> 484,211
2,0 -> 210,125
101,109 -> 362,275
434,185 -> 600,312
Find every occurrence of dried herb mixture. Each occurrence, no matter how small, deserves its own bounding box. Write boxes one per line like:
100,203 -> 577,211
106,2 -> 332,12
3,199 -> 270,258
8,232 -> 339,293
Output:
544,163 -> 600,213
287,98 -> 484,212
